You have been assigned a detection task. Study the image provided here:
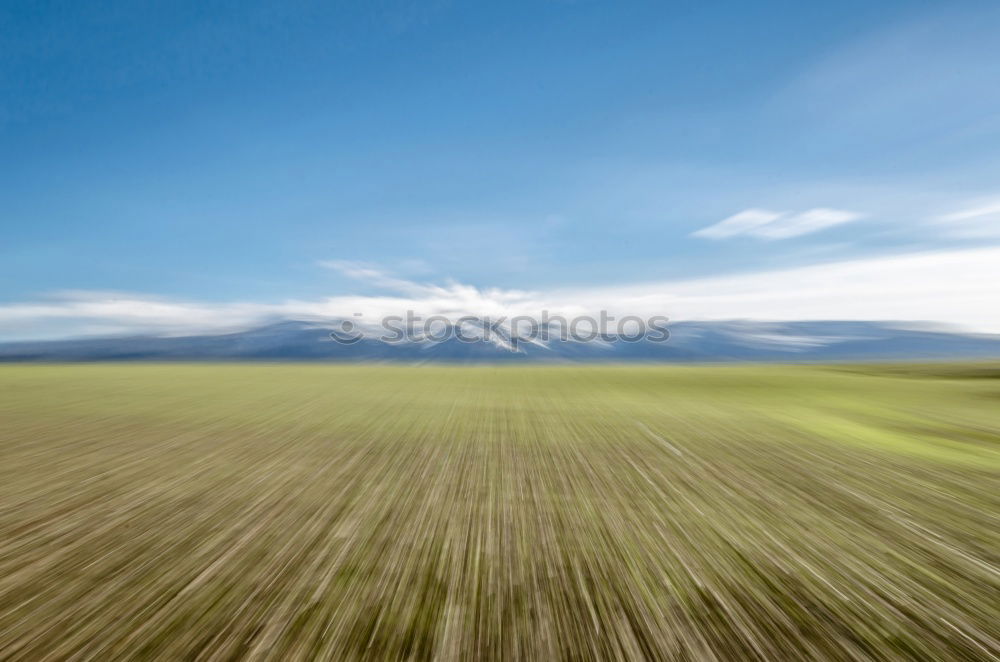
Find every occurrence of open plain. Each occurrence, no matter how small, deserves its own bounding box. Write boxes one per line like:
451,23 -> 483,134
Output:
0,363 -> 997,660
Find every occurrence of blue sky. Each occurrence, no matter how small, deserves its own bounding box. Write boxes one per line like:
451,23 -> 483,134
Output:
2,1 -> 1000,337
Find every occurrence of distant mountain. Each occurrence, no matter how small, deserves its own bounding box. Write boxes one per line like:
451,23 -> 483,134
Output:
2,320 -> 1000,363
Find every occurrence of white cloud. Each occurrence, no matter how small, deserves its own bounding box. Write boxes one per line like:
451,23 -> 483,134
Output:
318,259 -> 436,296
691,209 -> 783,239
933,200 -> 1000,238
2,246 -> 1000,340
563,246 -> 1000,332
693,208 -> 863,240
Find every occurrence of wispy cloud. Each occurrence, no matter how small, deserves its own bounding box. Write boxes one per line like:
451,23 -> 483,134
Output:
771,6 -> 1000,157
933,199 -> 1000,238
691,209 -> 782,239
693,208 -> 863,240
3,246 -> 1000,340
318,260 -> 436,296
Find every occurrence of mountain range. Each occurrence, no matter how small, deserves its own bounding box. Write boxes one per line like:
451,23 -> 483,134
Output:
2,320 -> 1000,363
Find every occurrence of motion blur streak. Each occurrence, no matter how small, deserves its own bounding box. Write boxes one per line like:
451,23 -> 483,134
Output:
0,364 -> 997,660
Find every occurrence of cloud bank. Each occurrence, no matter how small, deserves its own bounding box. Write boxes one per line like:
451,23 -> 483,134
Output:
1,246 -> 999,341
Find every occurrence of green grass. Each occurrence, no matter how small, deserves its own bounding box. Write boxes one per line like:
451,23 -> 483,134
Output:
0,363 -> 998,660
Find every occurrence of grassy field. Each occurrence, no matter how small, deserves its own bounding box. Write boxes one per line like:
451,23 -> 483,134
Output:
0,363 -> 998,660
